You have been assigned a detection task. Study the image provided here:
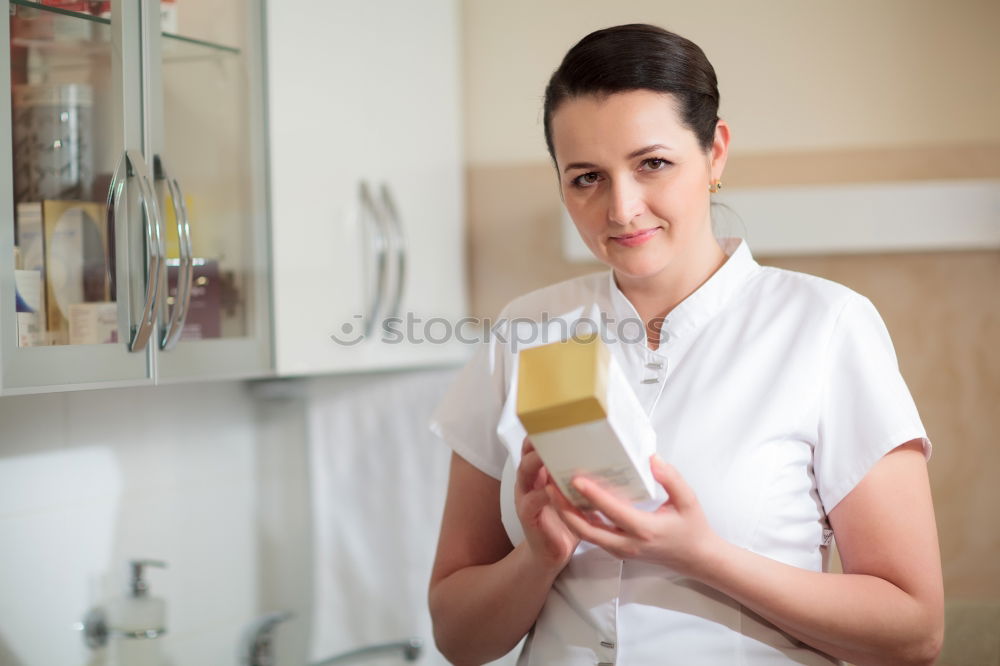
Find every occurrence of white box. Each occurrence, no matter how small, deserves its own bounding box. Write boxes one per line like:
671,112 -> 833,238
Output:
68,302 -> 118,345
15,269 -> 44,347
517,334 -> 657,508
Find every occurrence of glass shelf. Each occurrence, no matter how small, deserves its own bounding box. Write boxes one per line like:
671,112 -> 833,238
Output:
164,32 -> 239,57
11,0 -> 241,57
10,0 -> 108,26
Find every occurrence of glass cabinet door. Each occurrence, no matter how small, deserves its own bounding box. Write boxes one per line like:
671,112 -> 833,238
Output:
147,0 -> 270,381
1,0 -> 151,392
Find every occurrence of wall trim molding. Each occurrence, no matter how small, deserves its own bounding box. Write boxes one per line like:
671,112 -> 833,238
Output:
564,178 -> 1000,259
724,143 -> 1000,188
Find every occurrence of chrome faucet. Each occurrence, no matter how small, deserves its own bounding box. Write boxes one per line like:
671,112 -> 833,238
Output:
239,611 -> 294,666
240,611 -> 423,666
310,637 -> 423,665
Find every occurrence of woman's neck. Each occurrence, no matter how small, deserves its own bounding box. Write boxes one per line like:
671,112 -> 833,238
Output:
615,235 -> 728,349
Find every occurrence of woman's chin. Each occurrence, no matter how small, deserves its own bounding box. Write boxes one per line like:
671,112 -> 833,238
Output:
614,263 -> 667,281
603,248 -> 669,280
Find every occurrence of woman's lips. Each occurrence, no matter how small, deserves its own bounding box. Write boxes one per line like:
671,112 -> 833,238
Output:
610,227 -> 659,247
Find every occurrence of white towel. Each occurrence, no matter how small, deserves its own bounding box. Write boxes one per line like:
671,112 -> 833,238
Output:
306,367 -> 457,665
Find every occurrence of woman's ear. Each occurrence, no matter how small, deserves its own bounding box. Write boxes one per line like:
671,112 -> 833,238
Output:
710,118 -> 731,182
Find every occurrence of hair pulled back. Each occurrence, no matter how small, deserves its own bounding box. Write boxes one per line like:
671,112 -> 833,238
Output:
543,24 -> 720,161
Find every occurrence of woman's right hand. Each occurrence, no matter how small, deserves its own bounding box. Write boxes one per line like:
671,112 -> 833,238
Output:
515,437 -> 580,573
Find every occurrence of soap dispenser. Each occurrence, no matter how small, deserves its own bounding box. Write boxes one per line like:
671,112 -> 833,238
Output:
106,559 -> 168,666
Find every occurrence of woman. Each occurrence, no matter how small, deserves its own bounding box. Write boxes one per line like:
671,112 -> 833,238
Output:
429,24 -> 943,666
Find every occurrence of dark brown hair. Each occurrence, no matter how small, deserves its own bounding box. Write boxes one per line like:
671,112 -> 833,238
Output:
543,24 -> 720,161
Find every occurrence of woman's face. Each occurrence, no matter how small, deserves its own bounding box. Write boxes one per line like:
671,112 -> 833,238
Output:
551,90 -> 729,281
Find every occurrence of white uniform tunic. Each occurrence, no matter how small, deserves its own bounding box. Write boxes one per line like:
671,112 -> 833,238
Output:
430,237 -> 932,665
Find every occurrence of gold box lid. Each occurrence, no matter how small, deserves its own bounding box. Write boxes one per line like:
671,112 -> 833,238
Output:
516,333 -> 609,434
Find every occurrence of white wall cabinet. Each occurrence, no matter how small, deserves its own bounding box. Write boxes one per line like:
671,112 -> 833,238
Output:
2,0 -> 470,394
267,0 -> 469,376
0,0 -> 272,395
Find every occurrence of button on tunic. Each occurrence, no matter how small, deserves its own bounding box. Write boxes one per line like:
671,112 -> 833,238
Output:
431,238 -> 931,665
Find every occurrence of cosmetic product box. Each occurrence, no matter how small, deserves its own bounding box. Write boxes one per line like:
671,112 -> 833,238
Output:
68,302 -> 117,345
516,333 -> 657,509
17,200 -> 108,345
166,258 -> 221,340
41,201 -> 109,344
15,269 -> 44,347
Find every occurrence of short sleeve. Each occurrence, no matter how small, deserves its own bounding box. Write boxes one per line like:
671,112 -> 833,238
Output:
814,294 -> 932,513
429,339 -> 509,480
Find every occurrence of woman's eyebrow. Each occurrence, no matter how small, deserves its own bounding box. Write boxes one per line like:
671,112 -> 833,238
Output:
563,160 -> 598,174
626,143 -> 672,159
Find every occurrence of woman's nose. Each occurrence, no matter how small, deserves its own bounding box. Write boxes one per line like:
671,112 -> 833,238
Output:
607,179 -> 643,226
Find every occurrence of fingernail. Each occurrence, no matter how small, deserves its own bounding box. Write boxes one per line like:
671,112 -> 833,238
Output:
652,455 -> 666,468
571,477 -> 589,492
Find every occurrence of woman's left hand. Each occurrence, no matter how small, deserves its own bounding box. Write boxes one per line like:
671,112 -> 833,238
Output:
547,455 -> 721,578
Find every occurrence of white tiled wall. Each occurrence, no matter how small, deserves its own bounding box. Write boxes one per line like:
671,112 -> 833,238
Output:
0,381 -> 258,666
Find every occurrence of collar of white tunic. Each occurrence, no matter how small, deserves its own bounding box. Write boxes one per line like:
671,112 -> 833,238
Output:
607,236 -> 762,348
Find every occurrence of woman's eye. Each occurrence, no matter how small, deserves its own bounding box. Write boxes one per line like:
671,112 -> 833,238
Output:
643,158 -> 671,171
572,172 -> 600,187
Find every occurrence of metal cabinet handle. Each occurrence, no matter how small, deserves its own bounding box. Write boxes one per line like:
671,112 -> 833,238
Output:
379,183 -> 406,325
359,181 -> 388,338
155,157 -> 193,351
106,150 -> 165,352
105,157 -> 123,301
132,150 -> 167,352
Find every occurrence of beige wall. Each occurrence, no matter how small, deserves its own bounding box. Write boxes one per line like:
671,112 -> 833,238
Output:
462,0 -> 1000,165
458,0 -> 1000,644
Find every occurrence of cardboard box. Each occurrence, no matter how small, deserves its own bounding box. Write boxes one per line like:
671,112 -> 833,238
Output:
516,334 -> 657,508
18,201 -> 109,345
166,258 -> 221,340
16,202 -> 45,268
68,302 -> 118,345
15,269 -> 44,347
15,203 -> 45,323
